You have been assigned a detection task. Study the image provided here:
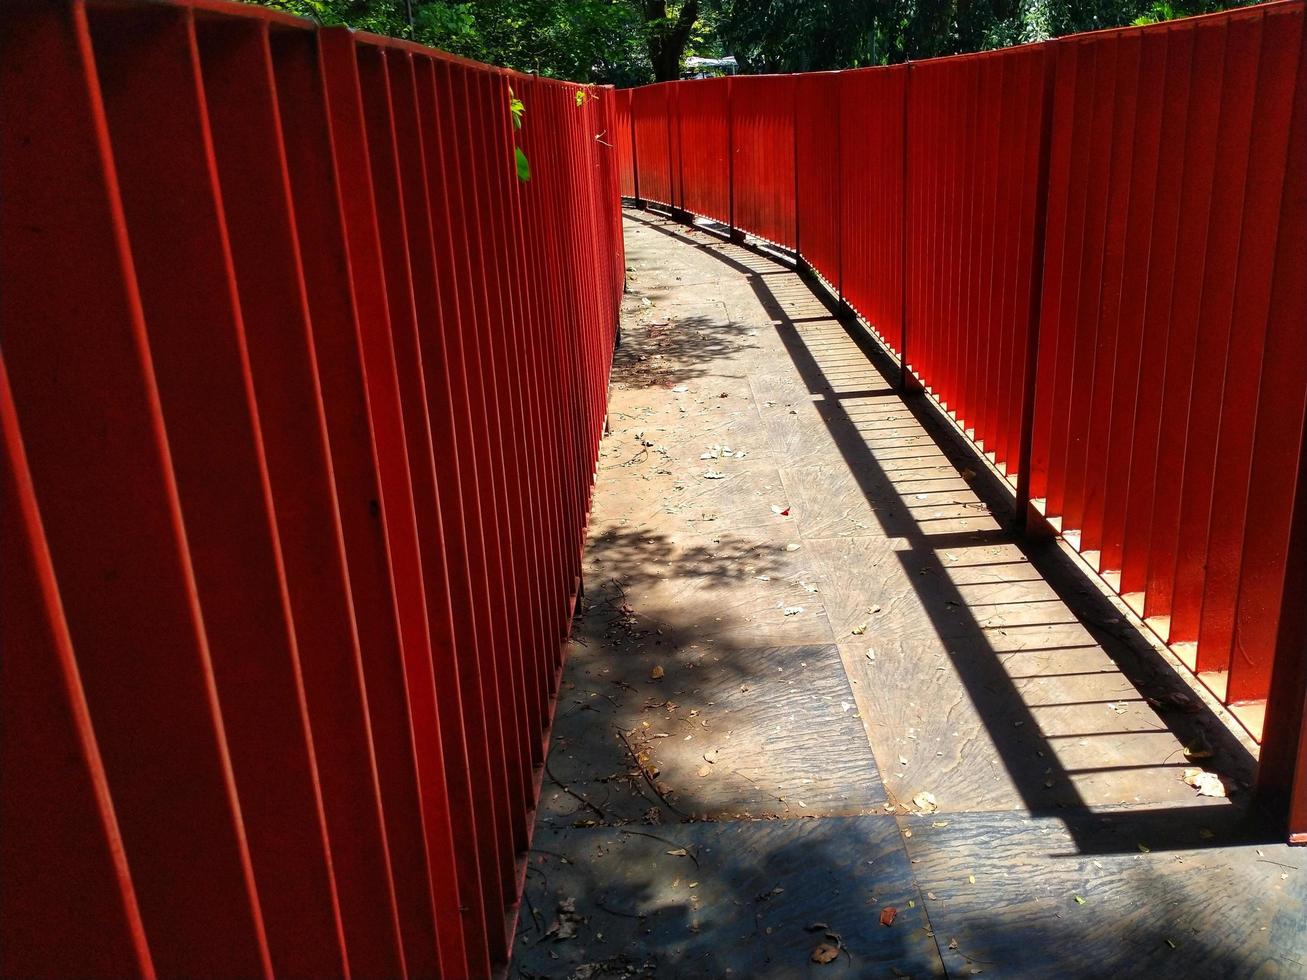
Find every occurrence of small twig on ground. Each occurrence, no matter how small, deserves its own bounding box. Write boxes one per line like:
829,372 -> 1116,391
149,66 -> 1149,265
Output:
616,828 -> 700,868
522,878 -> 543,935
528,846 -> 573,864
544,760 -> 607,821
729,767 -> 793,811
1257,858 -> 1300,871
617,727 -> 689,819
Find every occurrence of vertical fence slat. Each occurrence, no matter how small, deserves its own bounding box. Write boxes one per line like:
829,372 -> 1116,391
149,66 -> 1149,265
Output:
247,24 -> 410,977
88,9 -> 348,974
1,354 -> 156,979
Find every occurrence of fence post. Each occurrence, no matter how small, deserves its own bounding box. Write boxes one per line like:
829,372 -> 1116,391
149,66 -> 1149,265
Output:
836,72 -> 844,308
1254,17 -> 1307,843
793,77 -> 801,258
727,76 -> 744,243
1256,412 -> 1307,843
1014,42 -> 1059,531
663,84 -> 675,212
899,63 -> 915,393
631,92 -> 642,208
671,84 -> 692,223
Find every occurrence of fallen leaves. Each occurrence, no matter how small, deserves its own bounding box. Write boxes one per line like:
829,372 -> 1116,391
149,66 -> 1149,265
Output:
810,943 -> 840,964
1183,733 -> 1213,760
1182,767 -> 1227,797
879,906 -> 898,927
547,897 -> 585,941
912,791 -> 938,813
1148,690 -> 1202,714
701,444 -> 744,460
650,665 -> 665,680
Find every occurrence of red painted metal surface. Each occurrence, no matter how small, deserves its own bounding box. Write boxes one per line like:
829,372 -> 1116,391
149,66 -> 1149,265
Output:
5,2 -> 1307,970
909,47 -> 1049,480
621,0 -> 1307,839
0,0 -> 622,974
1029,4 -> 1307,721
632,81 -> 675,207
794,71 -> 842,293
676,77 -> 731,224
840,65 -> 908,357
731,74 -> 798,249
614,87 -> 636,197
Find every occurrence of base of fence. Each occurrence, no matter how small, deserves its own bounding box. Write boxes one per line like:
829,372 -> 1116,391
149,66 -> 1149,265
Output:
900,367 -> 924,397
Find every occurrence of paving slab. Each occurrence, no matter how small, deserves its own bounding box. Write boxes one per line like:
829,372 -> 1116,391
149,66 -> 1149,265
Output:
540,642 -> 884,826
901,810 -> 1307,979
512,817 -> 945,979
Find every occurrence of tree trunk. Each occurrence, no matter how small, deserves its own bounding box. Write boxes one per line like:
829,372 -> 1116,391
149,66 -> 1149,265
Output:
644,0 -> 699,81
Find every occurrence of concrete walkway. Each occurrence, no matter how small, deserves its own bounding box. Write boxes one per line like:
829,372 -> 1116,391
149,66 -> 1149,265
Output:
509,210 -> 1305,979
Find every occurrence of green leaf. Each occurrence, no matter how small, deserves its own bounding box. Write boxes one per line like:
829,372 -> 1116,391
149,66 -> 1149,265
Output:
509,91 -> 525,130
515,146 -> 531,182
575,88 -> 588,107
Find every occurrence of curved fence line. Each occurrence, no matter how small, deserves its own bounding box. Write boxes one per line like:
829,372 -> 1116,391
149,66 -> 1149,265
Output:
1,0 -> 622,975
615,1 -> 1307,840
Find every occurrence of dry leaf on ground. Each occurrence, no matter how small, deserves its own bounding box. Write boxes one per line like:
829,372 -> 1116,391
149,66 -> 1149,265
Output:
912,791 -> 938,813
811,943 -> 840,965
1182,767 -> 1227,797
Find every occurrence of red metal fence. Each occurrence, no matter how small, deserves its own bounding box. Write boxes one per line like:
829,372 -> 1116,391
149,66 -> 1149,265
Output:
624,2 -> 1307,841
0,0 -> 623,976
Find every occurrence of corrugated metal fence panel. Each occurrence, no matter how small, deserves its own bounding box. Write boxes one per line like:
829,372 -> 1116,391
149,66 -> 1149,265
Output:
795,71 -> 842,291
676,76 -> 730,224
1029,4 -> 1307,707
838,65 -> 907,355
0,0 -> 622,976
731,74 -> 798,249
632,81 -> 674,206
907,46 -> 1050,479
614,87 -> 636,197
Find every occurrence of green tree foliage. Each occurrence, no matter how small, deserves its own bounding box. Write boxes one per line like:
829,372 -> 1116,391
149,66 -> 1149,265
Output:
249,0 -> 1256,83
259,0 -> 653,83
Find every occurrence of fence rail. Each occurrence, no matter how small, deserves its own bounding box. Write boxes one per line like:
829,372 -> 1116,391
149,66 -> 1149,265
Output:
616,1 -> 1307,842
0,0 -> 622,976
